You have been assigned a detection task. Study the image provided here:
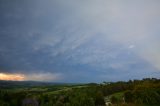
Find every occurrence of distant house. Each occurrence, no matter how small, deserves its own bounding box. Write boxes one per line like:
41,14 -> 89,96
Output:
22,98 -> 39,106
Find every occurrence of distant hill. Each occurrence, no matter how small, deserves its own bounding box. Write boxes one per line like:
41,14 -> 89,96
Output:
0,80 -> 70,88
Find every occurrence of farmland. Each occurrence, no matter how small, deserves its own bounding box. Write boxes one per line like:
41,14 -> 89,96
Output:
0,78 -> 160,106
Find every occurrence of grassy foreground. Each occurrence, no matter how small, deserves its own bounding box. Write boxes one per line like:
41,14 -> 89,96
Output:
0,78 -> 160,106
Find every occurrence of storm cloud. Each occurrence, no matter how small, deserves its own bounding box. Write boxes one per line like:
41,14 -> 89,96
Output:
0,0 -> 160,82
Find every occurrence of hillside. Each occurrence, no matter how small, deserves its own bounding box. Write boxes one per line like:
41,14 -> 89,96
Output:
0,78 -> 160,106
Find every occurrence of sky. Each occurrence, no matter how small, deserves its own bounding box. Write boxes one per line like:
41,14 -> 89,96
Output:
0,0 -> 160,82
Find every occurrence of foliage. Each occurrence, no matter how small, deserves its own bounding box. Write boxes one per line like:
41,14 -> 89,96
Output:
0,78 -> 159,106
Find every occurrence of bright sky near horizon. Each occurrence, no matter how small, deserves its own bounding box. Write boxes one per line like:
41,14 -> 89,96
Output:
0,0 -> 160,82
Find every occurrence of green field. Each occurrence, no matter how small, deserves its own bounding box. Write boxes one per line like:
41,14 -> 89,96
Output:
0,78 -> 160,106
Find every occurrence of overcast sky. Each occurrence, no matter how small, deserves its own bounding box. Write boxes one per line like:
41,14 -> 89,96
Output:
0,0 -> 160,82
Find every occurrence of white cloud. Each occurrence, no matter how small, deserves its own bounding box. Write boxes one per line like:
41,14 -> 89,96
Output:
129,45 -> 135,49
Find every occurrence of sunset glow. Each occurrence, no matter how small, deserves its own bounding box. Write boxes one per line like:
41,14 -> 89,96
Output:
0,73 -> 25,81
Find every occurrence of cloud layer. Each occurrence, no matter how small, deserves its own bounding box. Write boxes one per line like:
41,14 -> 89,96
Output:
0,0 -> 160,82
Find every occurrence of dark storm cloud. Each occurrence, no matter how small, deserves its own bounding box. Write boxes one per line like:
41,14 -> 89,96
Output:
0,0 -> 160,82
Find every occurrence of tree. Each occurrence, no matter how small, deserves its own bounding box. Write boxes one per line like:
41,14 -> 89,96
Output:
124,90 -> 133,103
110,96 -> 118,104
95,91 -> 105,106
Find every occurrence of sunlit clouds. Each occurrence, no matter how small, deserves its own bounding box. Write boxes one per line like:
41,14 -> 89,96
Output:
0,73 -> 25,81
0,72 -> 62,81
24,72 -> 63,81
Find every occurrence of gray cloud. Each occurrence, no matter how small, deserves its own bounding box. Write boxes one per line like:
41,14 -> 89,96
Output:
0,0 -> 160,82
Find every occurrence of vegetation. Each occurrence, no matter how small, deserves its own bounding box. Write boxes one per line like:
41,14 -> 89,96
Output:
0,78 -> 160,106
